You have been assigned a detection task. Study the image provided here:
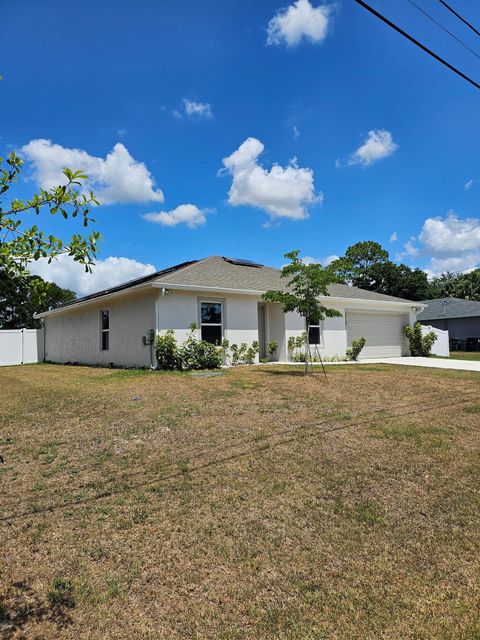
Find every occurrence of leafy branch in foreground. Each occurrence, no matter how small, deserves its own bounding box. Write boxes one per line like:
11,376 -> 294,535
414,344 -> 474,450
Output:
263,250 -> 342,375
0,151 -> 100,278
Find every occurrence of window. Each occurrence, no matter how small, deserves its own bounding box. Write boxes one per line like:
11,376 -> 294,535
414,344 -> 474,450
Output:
307,317 -> 322,345
200,301 -> 223,345
100,310 -> 109,350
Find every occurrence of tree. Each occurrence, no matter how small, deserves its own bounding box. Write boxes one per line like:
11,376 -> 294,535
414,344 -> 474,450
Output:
0,271 -> 76,329
331,241 -> 430,301
1,151 -> 100,279
263,250 -> 341,375
428,269 -> 480,301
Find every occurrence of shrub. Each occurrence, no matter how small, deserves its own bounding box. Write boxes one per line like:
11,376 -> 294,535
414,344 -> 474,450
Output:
155,326 -> 222,371
346,336 -> 366,361
288,332 -> 306,361
155,330 -> 179,370
180,338 -> 222,370
267,340 -> 278,360
228,341 -> 259,365
405,322 -> 437,357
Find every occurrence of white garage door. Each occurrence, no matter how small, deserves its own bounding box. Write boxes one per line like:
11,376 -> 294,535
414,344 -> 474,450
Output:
347,312 -> 409,359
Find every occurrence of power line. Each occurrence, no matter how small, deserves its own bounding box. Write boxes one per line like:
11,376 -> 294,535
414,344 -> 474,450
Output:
407,0 -> 480,61
436,0 -> 480,38
353,0 -> 480,91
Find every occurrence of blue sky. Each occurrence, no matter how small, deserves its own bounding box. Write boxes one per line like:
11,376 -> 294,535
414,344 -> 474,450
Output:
2,0 -> 480,294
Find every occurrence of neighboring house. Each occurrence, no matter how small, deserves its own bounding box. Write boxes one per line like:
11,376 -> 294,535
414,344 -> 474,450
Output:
35,256 -> 422,367
417,297 -> 480,350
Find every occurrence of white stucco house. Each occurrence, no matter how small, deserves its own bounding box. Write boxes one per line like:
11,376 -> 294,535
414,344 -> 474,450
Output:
35,256 -> 423,367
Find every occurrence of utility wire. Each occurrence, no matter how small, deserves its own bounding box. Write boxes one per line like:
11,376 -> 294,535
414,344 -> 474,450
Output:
436,0 -> 480,38
407,0 -> 480,61
353,0 -> 480,91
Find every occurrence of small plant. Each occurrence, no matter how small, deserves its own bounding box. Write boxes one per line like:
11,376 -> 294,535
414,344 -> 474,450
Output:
228,341 -> 259,365
288,332 -> 307,362
405,322 -> 437,357
346,336 -> 366,361
48,577 -> 75,608
267,340 -> 278,361
220,338 -> 230,364
155,330 -> 179,370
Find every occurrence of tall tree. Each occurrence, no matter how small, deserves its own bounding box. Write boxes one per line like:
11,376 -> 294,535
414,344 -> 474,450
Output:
0,271 -> 76,329
331,241 -> 430,301
263,250 -> 341,375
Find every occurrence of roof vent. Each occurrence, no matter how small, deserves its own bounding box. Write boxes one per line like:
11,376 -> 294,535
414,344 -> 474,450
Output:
223,257 -> 263,268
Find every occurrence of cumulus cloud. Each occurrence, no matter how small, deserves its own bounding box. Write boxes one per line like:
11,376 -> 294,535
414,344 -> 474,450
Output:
337,129 -> 398,167
20,139 -> 164,205
400,212 -> 480,275
221,137 -> 321,221
390,231 -> 398,242
267,0 -> 333,47
143,204 -> 210,228
464,179 -> 474,190
29,254 -> 156,296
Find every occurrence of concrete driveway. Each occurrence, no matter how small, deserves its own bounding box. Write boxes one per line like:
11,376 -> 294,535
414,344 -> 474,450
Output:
376,357 -> 480,373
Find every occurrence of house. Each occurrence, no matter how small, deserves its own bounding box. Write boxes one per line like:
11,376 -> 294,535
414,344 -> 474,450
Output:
417,297 -> 480,351
35,256 -> 423,367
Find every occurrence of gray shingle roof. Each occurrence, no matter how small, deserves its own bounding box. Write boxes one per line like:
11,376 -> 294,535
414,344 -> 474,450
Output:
417,297 -> 480,321
42,255 -> 418,315
155,256 -> 416,303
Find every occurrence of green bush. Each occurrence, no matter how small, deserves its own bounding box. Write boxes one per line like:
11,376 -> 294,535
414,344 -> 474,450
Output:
155,330 -> 179,370
155,326 -> 222,371
267,340 -> 278,360
228,341 -> 259,365
405,322 -> 437,357
346,336 -> 366,361
180,337 -> 222,370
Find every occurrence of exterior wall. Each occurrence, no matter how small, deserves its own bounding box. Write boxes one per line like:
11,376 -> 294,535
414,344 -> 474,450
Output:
44,289 -> 157,368
421,316 -> 480,339
0,328 -> 44,366
285,304 -> 347,360
156,291 -> 260,357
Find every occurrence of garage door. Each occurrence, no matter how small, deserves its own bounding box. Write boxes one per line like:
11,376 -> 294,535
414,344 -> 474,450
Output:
347,312 -> 409,359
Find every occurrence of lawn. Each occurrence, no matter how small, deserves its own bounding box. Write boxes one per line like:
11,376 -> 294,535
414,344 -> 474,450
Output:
447,351 -> 480,361
1,363 -> 479,639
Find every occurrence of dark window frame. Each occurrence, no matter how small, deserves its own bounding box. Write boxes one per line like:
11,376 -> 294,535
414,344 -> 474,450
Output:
100,310 -> 110,351
307,318 -> 322,346
199,300 -> 223,345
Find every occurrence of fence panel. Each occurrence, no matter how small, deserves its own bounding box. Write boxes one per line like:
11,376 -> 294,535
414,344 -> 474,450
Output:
422,325 -> 450,357
0,328 -> 44,366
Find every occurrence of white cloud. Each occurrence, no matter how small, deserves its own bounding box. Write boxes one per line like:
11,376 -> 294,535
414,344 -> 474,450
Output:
338,129 -> 398,167
293,125 -> 300,139
464,179 -> 474,190
20,139 -> 164,205
143,204 -> 210,228
183,99 -> 213,119
303,254 -> 338,265
419,212 -> 480,255
267,0 -> 332,47
117,128 -> 127,137
401,212 -> 480,275
29,254 -> 156,296
221,137 -> 321,221
390,231 -> 398,242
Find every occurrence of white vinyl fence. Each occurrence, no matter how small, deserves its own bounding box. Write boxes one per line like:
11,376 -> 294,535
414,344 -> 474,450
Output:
422,325 -> 450,357
0,328 -> 44,366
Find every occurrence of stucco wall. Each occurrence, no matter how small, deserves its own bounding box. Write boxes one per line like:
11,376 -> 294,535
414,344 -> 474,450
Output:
156,290 -> 259,352
44,289 -> 157,368
285,304 -> 347,359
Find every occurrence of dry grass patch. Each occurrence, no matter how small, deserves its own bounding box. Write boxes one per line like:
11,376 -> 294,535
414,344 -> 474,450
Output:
0,362 -> 479,639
